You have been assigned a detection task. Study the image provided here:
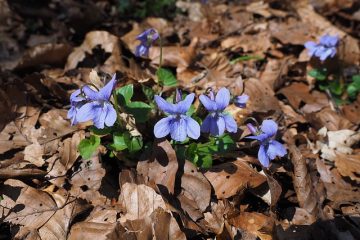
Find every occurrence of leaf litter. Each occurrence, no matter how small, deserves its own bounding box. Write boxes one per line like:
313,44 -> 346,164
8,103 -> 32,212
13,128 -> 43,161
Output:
0,0 -> 360,239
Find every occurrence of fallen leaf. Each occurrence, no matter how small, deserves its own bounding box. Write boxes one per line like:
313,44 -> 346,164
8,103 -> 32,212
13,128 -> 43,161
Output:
288,145 -> 320,221
335,153 -> 360,183
118,182 -> 166,222
137,139 -> 178,194
204,159 -> 267,199
229,212 -> 274,240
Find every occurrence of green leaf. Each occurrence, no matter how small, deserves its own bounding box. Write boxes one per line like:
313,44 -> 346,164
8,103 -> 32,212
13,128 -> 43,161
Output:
230,55 -> 264,64
126,101 -> 152,123
329,80 -> 343,96
156,67 -> 178,87
308,68 -> 327,81
347,75 -> 360,99
110,133 -> 128,151
89,126 -> 112,136
198,154 -> 213,168
142,85 -> 155,102
124,133 -> 143,153
78,135 -> 101,159
116,84 -> 134,105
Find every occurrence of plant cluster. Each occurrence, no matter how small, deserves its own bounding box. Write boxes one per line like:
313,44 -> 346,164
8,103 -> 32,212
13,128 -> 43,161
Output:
304,34 -> 360,104
68,28 -> 287,168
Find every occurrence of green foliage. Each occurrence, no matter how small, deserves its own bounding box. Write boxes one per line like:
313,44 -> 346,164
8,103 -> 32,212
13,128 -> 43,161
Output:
184,134 -> 236,168
156,67 -> 178,87
347,75 -> 360,99
308,68 -> 360,104
110,133 -> 128,151
78,135 -> 101,159
124,132 -> 143,153
116,84 -> 152,123
117,0 -> 176,19
230,55 -> 264,64
308,68 -> 327,81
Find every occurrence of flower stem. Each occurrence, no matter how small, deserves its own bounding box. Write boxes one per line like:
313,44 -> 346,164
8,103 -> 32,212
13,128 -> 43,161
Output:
158,36 -> 163,69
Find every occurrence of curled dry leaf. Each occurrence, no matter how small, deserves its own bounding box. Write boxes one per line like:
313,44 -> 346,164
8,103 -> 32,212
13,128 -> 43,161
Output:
221,31 -> 272,54
278,82 -> 328,113
23,141 -> 45,167
335,153 -> 360,183
204,159 -> 267,199
178,160 -> 211,221
65,31 -> 123,73
228,212 -> 274,240
316,158 -> 360,208
243,78 -> 280,113
288,145 -> 319,222
47,131 -> 85,187
69,153 -> 108,205
306,107 -> 355,131
342,95 -> 360,125
118,182 -> 166,222
137,139 -> 178,194
68,206 -> 119,240
270,18 -> 316,45
2,43 -> 72,71
0,179 -> 81,239
316,129 -> 360,161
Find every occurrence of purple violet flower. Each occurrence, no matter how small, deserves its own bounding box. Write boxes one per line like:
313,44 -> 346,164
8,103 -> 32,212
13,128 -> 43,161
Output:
234,94 -> 249,108
67,74 -> 117,129
247,120 -> 286,167
135,28 -> 160,57
304,34 -> 339,61
199,88 -> 237,136
154,90 -> 200,142
67,89 -> 87,125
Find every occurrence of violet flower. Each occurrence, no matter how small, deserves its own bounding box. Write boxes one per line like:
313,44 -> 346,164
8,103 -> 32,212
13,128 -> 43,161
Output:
234,94 -> 249,108
304,34 -> 339,61
67,74 -> 117,129
154,90 -> 200,142
135,28 -> 160,57
199,88 -> 237,136
67,89 -> 87,125
247,120 -> 286,167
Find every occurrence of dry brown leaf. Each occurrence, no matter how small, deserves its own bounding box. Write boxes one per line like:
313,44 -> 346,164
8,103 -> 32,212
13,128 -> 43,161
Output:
2,43 -> 72,71
118,182 -> 167,222
150,208 -> 187,240
260,58 -> 294,91
221,31 -> 272,54
243,78 -> 280,113
270,18 -> 316,45
229,212 -> 274,240
277,82 -> 328,112
179,160 -> 211,220
69,153 -> 108,205
65,31 -> 123,73
47,131 -> 85,187
137,139 -> 178,194
0,179 -> 78,239
23,141 -> 45,167
306,107 -> 355,131
316,158 -> 360,208
335,153 -> 360,183
68,206 -> 119,240
288,145 -> 319,222
342,95 -> 360,125
204,159 -> 267,199
204,201 -> 226,234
